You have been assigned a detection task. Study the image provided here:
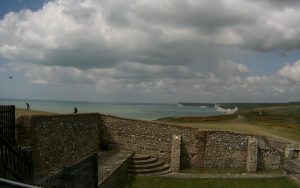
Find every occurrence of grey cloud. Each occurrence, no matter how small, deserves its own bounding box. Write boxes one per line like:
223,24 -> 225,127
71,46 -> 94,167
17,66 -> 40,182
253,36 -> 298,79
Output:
2,59 -> 300,103
132,0 -> 256,33
1,0 -> 300,70
42,41 -> 122,69
251,0 -> 300,9
62,6 -> 96,22
0,0 -> 300,103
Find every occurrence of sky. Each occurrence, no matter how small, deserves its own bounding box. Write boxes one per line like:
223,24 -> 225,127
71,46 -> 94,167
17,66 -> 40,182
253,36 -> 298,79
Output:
0,0 -> 300,103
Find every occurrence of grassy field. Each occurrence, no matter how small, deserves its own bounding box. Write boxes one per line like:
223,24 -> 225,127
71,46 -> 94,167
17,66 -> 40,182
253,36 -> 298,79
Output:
156,104 -> 300,143
124,176 -> 299,188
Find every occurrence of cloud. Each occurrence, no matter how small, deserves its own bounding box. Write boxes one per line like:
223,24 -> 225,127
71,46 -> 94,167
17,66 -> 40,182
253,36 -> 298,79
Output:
1,58 -> 300,102
1,0 -> 300,71
217,60 -> 249,75
278,60 -> 300,82
0,0 -> 300,102
236,7 -> 300,51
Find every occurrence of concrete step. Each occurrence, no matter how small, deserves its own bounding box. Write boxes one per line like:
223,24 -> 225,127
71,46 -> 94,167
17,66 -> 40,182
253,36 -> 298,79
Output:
129,169 -> 172,176
138,169 -> 172,175
131,154 -> 151,160
130,157 -> 158,165
129,160 -> 164,169
128,164 -> 170,174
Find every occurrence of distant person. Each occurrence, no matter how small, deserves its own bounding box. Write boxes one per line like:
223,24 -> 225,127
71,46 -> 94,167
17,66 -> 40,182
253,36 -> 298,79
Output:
26,103 -> 30,110
74,107 -> 78,114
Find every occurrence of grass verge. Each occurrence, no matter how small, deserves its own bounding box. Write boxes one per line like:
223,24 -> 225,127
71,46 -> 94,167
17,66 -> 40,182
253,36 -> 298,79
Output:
180,167 -> 247,174
125,176 -> 299,188
180,167 -> 282,174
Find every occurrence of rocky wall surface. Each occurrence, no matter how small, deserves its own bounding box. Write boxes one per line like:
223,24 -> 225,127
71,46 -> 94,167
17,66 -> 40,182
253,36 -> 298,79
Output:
204,131 -> 249,168
204,131 -> 283,169
257,137 -> 283,169
170,135 -> 182,172
16,112 -> 285,178
17,114 -> 101,180
99,115 -> 199,168
246,137 -> 258,172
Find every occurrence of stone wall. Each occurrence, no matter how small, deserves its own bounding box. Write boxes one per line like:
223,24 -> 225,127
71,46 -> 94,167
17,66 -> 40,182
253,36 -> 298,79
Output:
257,137 -> 283,169
204,131 -> 248,168
170,135 -> 182,172
99,114 -> 199,168
16,113 -> 285,178
203,131 -> 283,170
99,152 -> 133,188
16,114 -> 101,180
247,137 -> 258,172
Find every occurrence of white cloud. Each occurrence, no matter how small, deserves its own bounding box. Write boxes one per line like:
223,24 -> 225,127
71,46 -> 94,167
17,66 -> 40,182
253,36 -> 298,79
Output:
278,60 -> 300,82
0,0 -> 300,102
217,60 -> 249,75
1,0 -> 300,70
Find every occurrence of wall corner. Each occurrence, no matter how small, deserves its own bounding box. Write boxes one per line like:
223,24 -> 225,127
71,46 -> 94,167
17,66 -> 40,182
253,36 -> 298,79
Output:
170,135 -> 182,172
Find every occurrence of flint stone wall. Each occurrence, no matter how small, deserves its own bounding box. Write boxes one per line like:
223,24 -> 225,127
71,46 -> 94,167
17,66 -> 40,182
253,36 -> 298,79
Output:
17,114 -> 101,180
16,113 -> 285,178
204,131 -> 248,168
99,115 -> 200,168
257,137 -> 283,169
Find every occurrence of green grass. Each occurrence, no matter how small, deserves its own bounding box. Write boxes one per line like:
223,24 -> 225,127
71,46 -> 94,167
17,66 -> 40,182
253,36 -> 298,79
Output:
180,167 -> 247,174
156,103 -> 300,143
251,105 -> 300,118
156,115 -> 237,123
181,167 -> 282,174
125,176 -> 299,188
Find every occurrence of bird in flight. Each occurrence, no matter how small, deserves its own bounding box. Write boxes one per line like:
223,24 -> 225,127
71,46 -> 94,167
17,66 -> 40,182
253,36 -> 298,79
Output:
9,76 -> 12,79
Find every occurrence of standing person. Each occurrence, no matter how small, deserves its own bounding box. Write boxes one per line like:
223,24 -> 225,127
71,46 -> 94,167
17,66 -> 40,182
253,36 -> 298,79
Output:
74,107 -> 78,114
26,102 -> 30,110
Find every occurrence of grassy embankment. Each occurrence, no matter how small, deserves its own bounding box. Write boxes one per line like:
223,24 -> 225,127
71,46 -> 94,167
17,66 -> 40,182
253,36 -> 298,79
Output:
156,103 -> 300,143
124,176 -> 299,188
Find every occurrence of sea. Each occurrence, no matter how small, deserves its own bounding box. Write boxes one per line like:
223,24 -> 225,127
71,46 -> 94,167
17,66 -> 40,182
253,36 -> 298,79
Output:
0,98 -> 225,120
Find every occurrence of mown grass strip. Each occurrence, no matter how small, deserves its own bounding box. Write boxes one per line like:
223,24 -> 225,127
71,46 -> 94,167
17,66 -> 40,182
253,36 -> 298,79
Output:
125,176 -> 299,188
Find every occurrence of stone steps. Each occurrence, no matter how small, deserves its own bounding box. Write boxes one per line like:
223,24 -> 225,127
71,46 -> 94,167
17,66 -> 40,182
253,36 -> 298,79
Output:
128,154 -> 170,175
131,154 -> 152,161
130,160 -> 165,169
128,164 -> 170,174
131,157 -> 158,165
